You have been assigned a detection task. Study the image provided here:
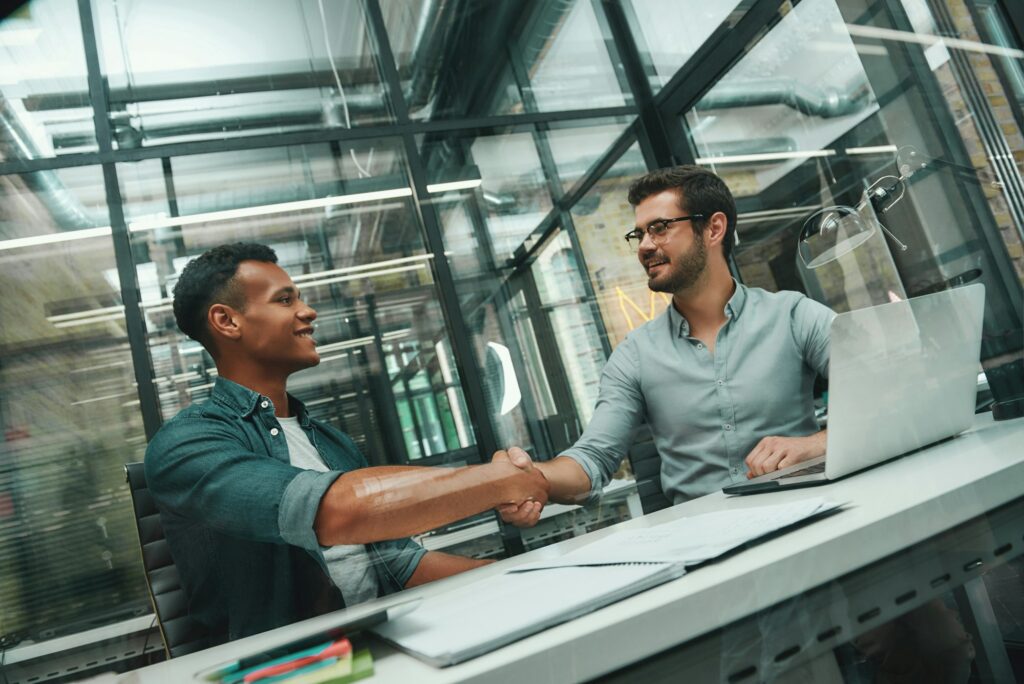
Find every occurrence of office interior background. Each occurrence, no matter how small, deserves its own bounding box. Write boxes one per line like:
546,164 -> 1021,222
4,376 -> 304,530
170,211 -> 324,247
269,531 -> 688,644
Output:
1,0 -> 1022,680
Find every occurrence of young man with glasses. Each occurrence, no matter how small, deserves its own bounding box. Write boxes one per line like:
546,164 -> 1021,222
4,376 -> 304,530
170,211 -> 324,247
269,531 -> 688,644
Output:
500,166 -> 834,522
145,242 -> 549,642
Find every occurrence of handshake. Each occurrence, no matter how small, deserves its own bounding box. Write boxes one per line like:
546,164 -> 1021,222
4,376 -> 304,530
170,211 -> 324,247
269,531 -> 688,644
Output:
490,447 -> 547,528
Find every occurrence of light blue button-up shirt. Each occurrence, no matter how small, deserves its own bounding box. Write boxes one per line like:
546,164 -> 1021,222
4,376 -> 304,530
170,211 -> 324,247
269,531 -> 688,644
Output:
563,282 -> 835,504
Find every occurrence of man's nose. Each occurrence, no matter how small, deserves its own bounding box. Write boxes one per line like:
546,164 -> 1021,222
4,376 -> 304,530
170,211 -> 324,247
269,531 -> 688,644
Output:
637,230 -> 657,254
298,303 -> 317,321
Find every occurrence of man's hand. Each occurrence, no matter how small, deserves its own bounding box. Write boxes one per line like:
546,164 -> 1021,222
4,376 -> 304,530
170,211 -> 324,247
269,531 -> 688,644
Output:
744,431 -> 826,479
492,447 -> 545,528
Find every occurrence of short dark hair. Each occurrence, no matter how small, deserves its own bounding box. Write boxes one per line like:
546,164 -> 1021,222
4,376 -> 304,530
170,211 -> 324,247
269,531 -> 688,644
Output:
627,166 -> 737,261
172,242 -> 278,350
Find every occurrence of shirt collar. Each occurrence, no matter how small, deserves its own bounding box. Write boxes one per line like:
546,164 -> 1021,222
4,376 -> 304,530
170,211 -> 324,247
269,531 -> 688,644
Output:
211,377 -> 311,426
667,279 -> 747,337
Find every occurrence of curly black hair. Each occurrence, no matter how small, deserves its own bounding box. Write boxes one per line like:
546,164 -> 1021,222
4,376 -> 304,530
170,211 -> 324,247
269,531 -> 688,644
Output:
627,166 -> 738,261
172,242 -> 278,350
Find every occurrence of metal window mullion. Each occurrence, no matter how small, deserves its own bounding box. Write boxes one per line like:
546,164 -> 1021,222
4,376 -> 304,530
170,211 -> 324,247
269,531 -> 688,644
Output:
361,0 -> 497,460
78,0 -> 162,440
936,0 -> 1024,248
999,0 -> 1024,46
879,0 -> 1023,326
597,0 -> 678,168
0,105 -> 637,178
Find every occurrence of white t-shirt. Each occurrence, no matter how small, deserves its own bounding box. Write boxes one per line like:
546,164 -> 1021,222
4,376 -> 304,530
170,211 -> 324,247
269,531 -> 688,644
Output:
278,416 -> 380,606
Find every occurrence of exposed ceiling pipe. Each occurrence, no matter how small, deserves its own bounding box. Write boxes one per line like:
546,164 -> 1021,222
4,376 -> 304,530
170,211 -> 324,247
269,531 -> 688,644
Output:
696,77 -> 873,118
0,97 -> 103,230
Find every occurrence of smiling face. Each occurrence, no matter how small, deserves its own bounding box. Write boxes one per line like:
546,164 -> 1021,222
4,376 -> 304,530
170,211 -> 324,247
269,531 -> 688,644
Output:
634,189 -> 708,295
230,260 -> 320,374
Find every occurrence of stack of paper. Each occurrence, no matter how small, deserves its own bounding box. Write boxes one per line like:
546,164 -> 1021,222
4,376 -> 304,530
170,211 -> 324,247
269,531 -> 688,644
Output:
512,497 -> 842,571
373,498 -> 842,666
371,563 -> 684,666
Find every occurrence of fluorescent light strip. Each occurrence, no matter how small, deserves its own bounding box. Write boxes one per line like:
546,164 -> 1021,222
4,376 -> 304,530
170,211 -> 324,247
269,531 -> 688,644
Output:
426,179 -> 483,193
318,350 -> 364,364
292,254 -> 434,283
846,145 -> 899,155
0,226 -> 112,253
128,188 -> 414,232
47,304 -> 124,323
70,390 -> 133,406
315,336 -> 376,355
696,149 -> 836,165
300,264 -> 426,289
845,23 -> 1024,59
52,312 -> 125,328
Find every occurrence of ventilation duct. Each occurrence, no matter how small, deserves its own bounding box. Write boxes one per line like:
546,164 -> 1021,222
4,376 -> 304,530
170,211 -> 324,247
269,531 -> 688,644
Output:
0,97 -> 104,231
696,77 -> 873,118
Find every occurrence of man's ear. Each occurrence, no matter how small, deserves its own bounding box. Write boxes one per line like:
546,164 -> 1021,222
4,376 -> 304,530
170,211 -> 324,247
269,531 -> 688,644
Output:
705,211 -> 729,251
208,303 -> 242,342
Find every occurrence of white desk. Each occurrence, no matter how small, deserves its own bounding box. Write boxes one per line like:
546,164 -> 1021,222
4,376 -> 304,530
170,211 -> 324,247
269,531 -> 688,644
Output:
124,414 -> 1024,683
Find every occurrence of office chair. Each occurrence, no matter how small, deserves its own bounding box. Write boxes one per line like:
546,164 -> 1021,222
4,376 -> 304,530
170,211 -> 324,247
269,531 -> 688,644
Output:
626,427 -> 672,514
124,462 -> 220,658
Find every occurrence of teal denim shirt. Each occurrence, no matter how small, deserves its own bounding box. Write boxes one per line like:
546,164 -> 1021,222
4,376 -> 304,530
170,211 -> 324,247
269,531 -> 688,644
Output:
144,377 -> 426,641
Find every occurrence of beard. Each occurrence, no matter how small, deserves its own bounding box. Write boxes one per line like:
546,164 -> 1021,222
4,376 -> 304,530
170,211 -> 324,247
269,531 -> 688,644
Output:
646,236 -> 708,294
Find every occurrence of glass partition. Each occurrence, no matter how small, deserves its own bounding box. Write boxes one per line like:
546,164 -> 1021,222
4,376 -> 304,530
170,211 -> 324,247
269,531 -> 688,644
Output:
622,0 -> 749,92
681,0 -> 1022,364
569,141 -> 652,349
92,0 -> 391,150
541,116 -> 633,194
0,168 -> 150,643
120,140 -> 475,466
381,0 -> 631,121
0,0 -> 97,158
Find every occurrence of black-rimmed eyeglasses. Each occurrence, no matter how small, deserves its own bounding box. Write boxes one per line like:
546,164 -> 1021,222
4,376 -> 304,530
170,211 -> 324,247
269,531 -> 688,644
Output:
624,215 -> 704,247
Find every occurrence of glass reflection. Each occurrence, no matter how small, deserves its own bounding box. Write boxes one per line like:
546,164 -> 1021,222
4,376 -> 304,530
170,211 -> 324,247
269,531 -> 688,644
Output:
422,126 -> 612,457
381,0 -> 629,120
93,0 -> 390,149
121,140 -> 476,466
542,117 -> 632,193
569,141 -> 650,348
623,0 -> 746,91
0,168 -> 150,641
686,0 -> 879,197
0,0 -> 97,158
421,127 -> 552,263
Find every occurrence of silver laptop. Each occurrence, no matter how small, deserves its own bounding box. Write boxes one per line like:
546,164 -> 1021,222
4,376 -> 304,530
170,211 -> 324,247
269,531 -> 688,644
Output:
724,283 -> 985,495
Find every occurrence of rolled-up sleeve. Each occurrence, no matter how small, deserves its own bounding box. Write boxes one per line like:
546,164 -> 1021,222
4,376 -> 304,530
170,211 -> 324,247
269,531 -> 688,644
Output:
370,538 -> 428,592
561,337 -> 645,502
791,296 -> 836,378
145,415 -> 340,551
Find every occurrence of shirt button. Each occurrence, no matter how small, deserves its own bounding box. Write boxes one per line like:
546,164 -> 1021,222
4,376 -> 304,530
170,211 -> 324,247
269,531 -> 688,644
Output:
261,400 -> 269,409
270,427 -> 280,436
717,380 -> 724,386
696,343 -> 704,349
724,424 -> 733,431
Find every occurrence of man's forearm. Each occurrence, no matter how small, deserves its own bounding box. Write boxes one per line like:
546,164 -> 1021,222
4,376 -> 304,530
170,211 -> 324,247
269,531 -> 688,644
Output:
314,462 -> 546,545
535,456 -> 592,505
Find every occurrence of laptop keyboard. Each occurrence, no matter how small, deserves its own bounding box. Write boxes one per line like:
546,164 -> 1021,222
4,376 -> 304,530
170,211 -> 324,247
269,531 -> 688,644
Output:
777,461 -> 827,479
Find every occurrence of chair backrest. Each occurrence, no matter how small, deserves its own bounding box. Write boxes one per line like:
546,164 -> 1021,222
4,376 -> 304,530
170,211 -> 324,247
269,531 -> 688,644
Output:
124,462 -> 219,658
626,427 -> 673,515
